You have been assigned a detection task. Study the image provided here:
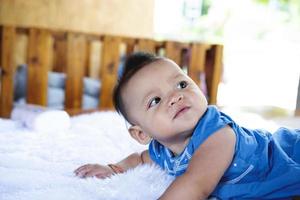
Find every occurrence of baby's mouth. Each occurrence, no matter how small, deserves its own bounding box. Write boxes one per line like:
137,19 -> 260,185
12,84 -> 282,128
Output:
173,106 -> 191,119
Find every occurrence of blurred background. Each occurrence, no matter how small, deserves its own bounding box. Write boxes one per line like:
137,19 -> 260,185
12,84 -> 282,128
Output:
154,0 -> 300,117
0,0 -> 299,117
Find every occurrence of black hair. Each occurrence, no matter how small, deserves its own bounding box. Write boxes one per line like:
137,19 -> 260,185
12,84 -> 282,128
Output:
113,52 -> 161,124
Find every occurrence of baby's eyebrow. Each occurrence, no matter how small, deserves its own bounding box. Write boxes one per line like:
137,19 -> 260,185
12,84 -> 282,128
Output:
171,73 -> 185,81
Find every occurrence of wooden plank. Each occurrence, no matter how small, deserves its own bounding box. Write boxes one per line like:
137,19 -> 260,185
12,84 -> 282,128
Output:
205,45 -> 223,105
99,36 -> 121,109
0,26 -> 16,118
123,38 -> 136,56
125,42 -> 135,56
53,37 -> 67,72
65,33 -> 87,109
122,37 -> 136,46
189,43 -> 207,87
26,28 -> 52,106
136,39 -> 156,53
165,41 -> 183,66
84,41 -> 91,77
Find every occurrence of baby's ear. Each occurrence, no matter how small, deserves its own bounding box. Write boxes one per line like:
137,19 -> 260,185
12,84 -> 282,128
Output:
129,125 -> 151,145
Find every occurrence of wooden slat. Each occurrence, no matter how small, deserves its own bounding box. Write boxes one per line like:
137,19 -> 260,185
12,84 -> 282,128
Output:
123,38 -> 136,56
205,45 -> 223,105
65,33 -> 87,109
0,26 -> 16,118
136,39 -> 156,53
125,42 -> 135,56
189,43 -> 207,87
26,28 -> 52,106
99,36 -> 121,109
165,41 -> 183,66
84,41 -> 91,77
122,37 -> 136,45
53,38 -> 67,72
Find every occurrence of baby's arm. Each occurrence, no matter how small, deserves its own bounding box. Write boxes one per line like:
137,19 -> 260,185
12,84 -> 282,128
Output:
74,150 -> 152,178
159,126 -> 236,200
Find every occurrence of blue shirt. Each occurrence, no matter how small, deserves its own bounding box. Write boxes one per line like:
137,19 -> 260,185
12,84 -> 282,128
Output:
149,106 -> 300,199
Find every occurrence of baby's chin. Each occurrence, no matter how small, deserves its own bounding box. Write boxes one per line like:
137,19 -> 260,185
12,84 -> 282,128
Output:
154,129 -> 193,145
193,105 -> 208,122
173,121 -> 198,138
181,115 -> 203,134
184,110 -> 204,127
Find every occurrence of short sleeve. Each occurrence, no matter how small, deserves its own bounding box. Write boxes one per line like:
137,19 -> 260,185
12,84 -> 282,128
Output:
191,106 -> 231,150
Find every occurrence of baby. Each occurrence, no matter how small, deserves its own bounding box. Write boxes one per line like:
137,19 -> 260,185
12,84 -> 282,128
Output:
74,52 -> 300,199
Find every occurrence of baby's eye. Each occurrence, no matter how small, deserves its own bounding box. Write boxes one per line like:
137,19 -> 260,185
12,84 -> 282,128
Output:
148,97 -> 161,108
177,80 -> 188,89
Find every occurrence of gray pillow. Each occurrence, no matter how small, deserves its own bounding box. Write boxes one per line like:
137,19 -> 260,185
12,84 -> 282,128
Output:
47,87 -> 65,107
48,72 -> 66,88
82,95 -> 99,109
83,77 -> 101,98
14,65 -> 101,109
14,65 -> 27,101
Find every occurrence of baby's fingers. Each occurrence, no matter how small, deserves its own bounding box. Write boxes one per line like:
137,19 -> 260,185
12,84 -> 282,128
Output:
74,164 -> 90,174
95,174 -> 110,179
74,165 -> 92,178
85,170 -> 106,178
76,169 -> 89,178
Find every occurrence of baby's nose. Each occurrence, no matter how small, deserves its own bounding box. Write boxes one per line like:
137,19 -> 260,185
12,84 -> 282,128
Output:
169,94 -> 183,106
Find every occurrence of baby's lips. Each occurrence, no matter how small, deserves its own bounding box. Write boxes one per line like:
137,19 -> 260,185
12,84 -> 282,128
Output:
173,106 -> 190,119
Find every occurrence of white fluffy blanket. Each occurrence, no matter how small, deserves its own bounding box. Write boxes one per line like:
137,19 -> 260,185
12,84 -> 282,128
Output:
0,112 -> 174,200
0,110 -> 299,200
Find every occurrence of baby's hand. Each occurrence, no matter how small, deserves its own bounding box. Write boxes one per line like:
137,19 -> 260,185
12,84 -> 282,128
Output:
74,164 -> 114,179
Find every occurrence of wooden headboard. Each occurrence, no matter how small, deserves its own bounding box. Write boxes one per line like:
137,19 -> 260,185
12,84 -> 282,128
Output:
0,25 -> 223,118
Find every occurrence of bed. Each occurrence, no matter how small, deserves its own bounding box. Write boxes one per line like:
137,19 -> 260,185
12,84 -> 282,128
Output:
1,107 -> 299,200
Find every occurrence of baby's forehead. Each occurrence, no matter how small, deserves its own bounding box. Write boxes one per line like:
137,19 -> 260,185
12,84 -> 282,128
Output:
122,58 -> 179,88
125,62 -> 185,94
137,59 -> 182,78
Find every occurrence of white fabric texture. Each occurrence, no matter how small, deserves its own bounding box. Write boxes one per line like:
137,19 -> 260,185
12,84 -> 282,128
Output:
1,109 -> 299,200
0,111 -> 173,200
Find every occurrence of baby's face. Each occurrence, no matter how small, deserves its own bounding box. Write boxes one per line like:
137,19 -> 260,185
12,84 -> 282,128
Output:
122,59 -> 208,144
